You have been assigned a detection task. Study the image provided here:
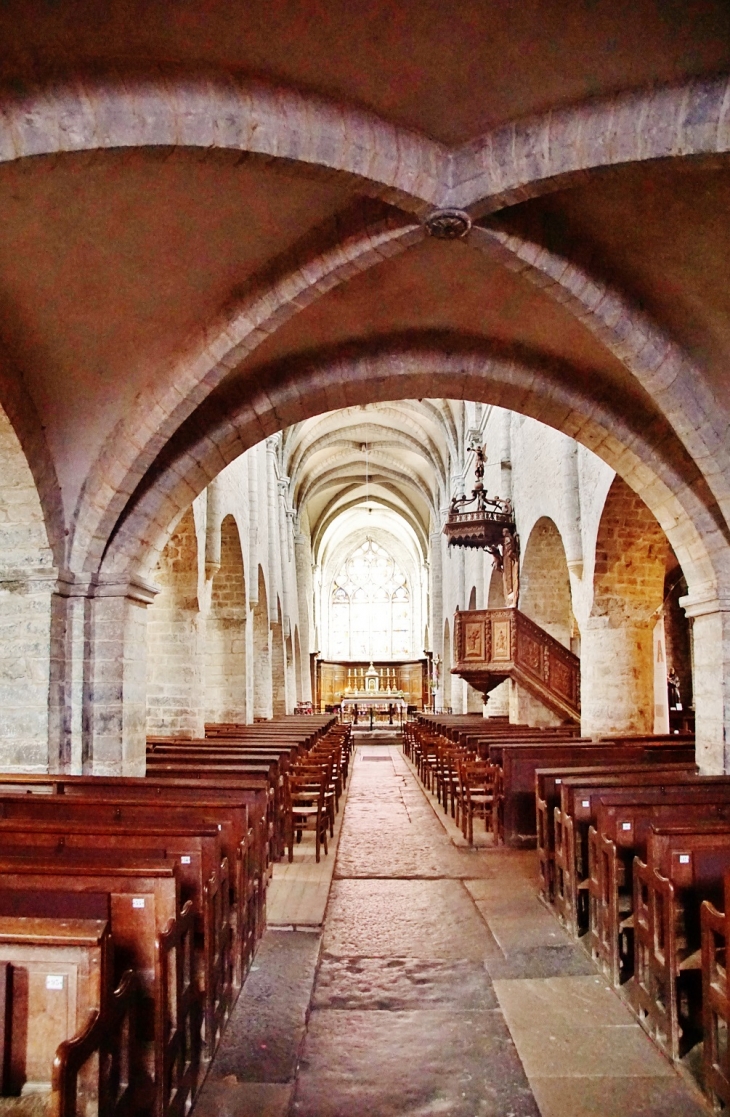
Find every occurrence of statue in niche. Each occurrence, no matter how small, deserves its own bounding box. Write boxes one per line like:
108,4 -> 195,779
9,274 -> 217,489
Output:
667,666 -> 682,711
501,527 -> 520,607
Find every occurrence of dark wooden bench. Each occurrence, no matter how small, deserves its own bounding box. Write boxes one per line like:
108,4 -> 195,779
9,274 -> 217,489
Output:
701,871 -> 730,1110
535,759 -> 696,901
553,772 -> 730,937
53,965 -> 138,1117
0,790 -> 257,990
47,777 -> 267,963
0,819 -> 230,1058
499,740 -> 694,849
0,857 -> 196,1117
588,793 -> 730,983
0,914 -> 111,1101
630,824 -> 730,1060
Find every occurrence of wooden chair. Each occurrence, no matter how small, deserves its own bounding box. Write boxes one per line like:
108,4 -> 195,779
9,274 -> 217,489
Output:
292,756 -> 336,838
458,760 -> 501,845
285,774 -> 329,863
436,746 -> 465,822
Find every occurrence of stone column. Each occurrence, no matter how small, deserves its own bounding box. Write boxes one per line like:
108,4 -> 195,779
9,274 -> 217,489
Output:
485,680 -> 510,717
561,442 -> 583,579
498,409 -> 513,503
0,568 -> 56,772
49,585 -> 85,771
205,478 -> 222,580
266,439 -> 280,625
457,545 -> 466,610
247,449 -> 259,608
294,531 -> 314,702
680,588 -> 730,774
277,480 -> 292,638
580,616 -> 654,737
51,575 -> 157,776
429,530 -> 443,709
84,580 -> 154,775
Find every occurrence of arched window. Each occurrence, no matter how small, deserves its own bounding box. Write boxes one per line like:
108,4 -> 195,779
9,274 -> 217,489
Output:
330,538 -> 412,658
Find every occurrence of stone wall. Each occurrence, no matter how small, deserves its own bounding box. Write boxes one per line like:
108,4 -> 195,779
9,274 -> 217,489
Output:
0,406 -> 55,770
205,515 -> 247,724
146,507 -> 204,737
581,476 -> 674,736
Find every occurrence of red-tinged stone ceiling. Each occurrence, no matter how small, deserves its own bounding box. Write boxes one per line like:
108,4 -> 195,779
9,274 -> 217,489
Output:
2,0 -> 730,144
0,0 -> 727,585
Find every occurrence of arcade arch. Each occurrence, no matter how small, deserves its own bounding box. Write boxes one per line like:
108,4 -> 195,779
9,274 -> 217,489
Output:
520,518 -> 573,650
253,568 -> 273,721
204,514 -> 247,725
581,476 -> 677,738
146,506 -> 203,737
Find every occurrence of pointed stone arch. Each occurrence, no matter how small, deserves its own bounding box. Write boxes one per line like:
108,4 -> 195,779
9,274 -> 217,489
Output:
253,566 -> 272,720
146,505 -> 203,737
204,514 -> 247,725
520,517 -> 574,649
581,477 -> 674,737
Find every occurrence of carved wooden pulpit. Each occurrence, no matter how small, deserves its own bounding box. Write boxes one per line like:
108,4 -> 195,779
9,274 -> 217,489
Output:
452,607 -> 580,724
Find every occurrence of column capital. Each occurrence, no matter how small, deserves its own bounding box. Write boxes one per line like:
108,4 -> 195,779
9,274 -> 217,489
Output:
55,571 -> 159,605
679,585 -> 730,619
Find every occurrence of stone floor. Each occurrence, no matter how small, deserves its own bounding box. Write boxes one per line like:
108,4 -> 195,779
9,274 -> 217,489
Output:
194,736 -> 710,1117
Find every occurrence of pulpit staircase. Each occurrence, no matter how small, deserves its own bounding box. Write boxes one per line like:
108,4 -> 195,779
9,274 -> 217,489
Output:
452,607 -> 580,725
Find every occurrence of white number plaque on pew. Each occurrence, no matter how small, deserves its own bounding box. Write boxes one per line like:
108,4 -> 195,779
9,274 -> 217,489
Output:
181,856 -> 191,864
132,897 -> 145,909
46,975 -> 64,990
622,822 -> 632,830
679,854 -> 690,864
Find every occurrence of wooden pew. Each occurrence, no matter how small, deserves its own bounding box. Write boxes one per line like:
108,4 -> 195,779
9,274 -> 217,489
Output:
143,764 -> 281,863
144,756 -> 283,856
588,794 -> 730,984
69,779 -> 266,961
0,915 -> 111,1101
0,791 -> 258,988
535,760 -> 696,901
0,820 -> 230,1057
0,857 -> 196,1117
53,966 -> 138,1117
553,773 -> 730,938
701,873 -> 730,1109
631,824 -> 730,1060
498,739 -> 694,848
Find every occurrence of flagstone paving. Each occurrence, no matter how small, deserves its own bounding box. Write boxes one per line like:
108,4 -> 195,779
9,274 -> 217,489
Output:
195,737 -> 709,1117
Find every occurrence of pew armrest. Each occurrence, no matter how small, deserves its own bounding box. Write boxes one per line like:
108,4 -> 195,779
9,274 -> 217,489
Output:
52,968 -> 139,1117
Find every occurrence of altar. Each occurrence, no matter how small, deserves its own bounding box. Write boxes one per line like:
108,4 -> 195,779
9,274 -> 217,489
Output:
340,662 -> 408,724
341,694 -> 408,724
315,656 -> 430,713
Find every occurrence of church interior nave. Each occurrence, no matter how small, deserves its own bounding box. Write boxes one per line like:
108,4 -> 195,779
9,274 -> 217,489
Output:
2,3 -> 730,1113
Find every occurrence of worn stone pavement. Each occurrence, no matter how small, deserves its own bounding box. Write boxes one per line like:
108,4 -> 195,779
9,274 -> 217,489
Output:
195,739 -> 709,1117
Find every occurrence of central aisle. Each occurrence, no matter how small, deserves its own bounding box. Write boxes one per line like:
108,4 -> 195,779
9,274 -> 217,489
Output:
290,743 -> 540,1117
196,738 -> 709,1117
